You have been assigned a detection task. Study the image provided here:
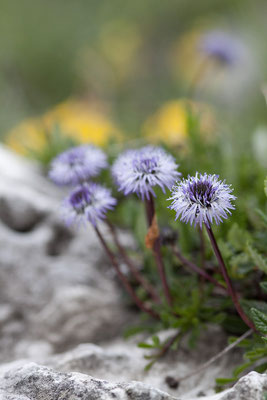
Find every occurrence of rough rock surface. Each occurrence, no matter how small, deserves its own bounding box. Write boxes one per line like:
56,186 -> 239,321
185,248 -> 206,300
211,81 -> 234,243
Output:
221,372 -> 267,400
47,328 -> 237,399
0,327 -> 252,400
0,358 -> 266,400
0,362 -> 176,400
0,145 -> 130,361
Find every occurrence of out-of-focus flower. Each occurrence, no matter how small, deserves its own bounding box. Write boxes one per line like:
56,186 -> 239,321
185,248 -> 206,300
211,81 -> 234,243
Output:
143,99 -> 215,147
168,173 -> 236,227
112,146 -> 181,200
49,145 -> 107,186
170,28 -> 256,103
5,99 -> 120,157
5,118 -> 49,156
199,30 -> 244,66
63,183 -> 117,227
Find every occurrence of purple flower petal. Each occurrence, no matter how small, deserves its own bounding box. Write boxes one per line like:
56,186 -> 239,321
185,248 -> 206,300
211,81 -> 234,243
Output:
62,183 -> 117,227
199,30 -> 244,66
168,173 -> 236,227
49,145 -> 107,186
112,146 -> 181,200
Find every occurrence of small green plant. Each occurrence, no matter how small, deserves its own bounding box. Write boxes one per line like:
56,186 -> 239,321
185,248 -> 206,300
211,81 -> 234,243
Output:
48,129 -> 267,388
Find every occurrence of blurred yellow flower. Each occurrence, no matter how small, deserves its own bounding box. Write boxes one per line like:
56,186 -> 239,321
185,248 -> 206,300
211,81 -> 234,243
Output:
170,30 -> 203,83
143,99 -> 215,147
6,100 -> 120,157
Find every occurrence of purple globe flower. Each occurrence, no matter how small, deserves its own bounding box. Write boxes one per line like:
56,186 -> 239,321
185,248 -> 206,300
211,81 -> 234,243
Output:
63,183 -> 117,227
199,30 -> 244,65
112,146 -> 181,200
49,145 -> 107,186
168,173 -> 236,227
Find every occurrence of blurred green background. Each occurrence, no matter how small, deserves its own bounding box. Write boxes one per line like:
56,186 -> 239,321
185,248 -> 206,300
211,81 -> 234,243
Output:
1,0 -> 267,137
2,0 -> 267,222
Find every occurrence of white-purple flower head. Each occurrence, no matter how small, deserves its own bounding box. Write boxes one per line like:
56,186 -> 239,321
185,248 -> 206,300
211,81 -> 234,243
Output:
199,30 -> 244,66
63,183 -> 117,227
112,146 -> 181,200
49,145 -> 107,186
168,173 -> 236,227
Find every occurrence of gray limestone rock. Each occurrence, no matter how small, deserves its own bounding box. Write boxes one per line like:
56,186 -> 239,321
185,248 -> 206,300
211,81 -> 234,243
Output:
220,371 -> 267,400
0,362 -> 176,400
0,357 -> 266,400
0,145 -> 130,361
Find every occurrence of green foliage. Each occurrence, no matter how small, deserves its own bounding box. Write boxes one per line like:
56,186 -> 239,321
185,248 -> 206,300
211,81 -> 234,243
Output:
118,174 -> 267,387
110,126 -> 267,386
228,224 -> 251,252
260,282 -> 267,293
255,209 -> 267,227
246,242 -> 267,274
251,308 -> 267,335
217,332 -> 267,388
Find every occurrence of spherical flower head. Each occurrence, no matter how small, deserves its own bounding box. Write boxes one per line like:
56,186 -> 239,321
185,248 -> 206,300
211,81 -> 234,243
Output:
63,183 -> 117,227
199,30 -> 244,65
112,146 -> 181,200
168,173 -> 236,227
49,145 -> 107,186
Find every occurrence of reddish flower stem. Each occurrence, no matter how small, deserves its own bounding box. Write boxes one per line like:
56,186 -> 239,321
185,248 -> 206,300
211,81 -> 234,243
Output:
105,220 -> 160,303
172,245 -> 227,292
205,224 -> 255,331
145,195 -> 173,307
94,225 -> 159,320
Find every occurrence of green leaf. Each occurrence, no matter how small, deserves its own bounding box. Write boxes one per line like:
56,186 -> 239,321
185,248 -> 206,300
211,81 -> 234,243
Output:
242,299 -> 267,316
228,336 -> 251,348
250,308 -> 267,335
144,360 -> 156,371
233,361 -> 253,377
152,335 -> 161,347
215,377 -> 236,385
246,242 -> 267,274
138,342 -> 154,349
260,282 -> 267,294
245,347 -> 267,362
255,209 -> 267,227
217,240 -> 233,260
228,223 -> 251,251
123,326 -> 145,339
229,252 -> 252,277
255,362 -> 267,373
